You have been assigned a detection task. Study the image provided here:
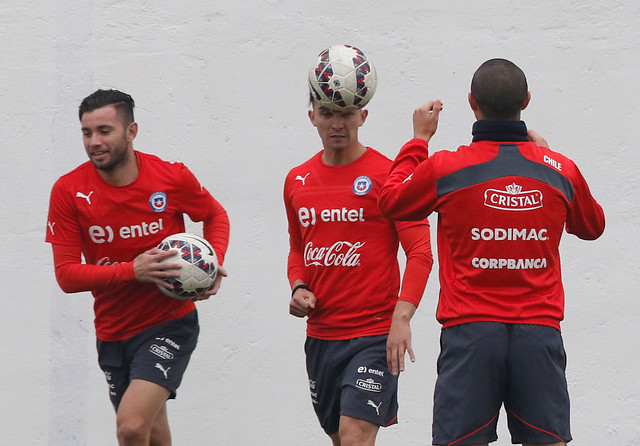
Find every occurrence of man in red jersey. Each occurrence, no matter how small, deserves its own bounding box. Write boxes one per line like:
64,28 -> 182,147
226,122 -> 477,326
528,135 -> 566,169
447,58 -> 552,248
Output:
285,85 -> 433,444
46,89 -> 230,446
378,59 -> 605,446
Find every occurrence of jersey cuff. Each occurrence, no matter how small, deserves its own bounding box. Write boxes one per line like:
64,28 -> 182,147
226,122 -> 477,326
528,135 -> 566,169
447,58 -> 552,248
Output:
117,262 -> 137,281
398,295 -> 421,307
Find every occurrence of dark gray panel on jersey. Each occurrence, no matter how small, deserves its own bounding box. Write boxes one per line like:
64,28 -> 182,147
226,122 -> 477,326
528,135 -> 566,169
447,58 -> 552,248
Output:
435,144 -> 574,202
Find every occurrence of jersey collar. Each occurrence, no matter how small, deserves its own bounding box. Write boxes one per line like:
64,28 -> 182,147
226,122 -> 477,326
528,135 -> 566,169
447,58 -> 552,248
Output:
472,120 -> 529,142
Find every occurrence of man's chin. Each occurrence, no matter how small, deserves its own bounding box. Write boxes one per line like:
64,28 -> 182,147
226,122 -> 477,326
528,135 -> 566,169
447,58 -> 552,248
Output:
326,140 -> 349,151
91,159 -> 116,172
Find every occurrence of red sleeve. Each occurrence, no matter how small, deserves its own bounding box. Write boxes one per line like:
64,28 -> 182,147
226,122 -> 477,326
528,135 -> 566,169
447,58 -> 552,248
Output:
201,199 -> 230,265
284,175 -> 306,286
177,165 -> 230,265
52,243 -> 136,293
46,178 -> 82,246
396,223 -> 433,307
565,163 -> 605,240
378,138 -> 438,221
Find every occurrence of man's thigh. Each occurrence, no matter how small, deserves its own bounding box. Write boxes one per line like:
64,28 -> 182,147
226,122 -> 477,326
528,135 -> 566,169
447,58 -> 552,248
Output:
433,322 -> 509,445
98,310 -> 199,410
340,338 -> 399,429
336,415 -> 380,446
117,379 -> 171,421
505,324 -> 572,444
116,380 -> 172,443
305,335 -> 398,436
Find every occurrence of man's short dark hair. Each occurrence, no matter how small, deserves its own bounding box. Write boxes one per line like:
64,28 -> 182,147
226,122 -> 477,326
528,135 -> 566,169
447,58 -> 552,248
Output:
471,59 -> 528,120
79,89 -> 135,125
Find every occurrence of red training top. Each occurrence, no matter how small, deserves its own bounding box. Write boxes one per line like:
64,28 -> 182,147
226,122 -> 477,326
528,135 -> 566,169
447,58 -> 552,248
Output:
285,147 -> 433,340
378,121 -> 605,330
46,151 -> 230,341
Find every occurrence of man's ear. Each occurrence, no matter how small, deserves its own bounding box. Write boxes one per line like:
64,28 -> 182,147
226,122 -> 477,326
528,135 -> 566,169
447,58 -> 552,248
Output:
468,93 -> 484,120
468,93 -> 478,112
359,108 -> 368,126
127,122 -> 138,142
521,91 -> 531,111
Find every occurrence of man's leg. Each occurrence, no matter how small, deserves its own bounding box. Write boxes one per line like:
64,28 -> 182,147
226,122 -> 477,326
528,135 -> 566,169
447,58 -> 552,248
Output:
458,442 -> 566,445
149,403 -> 171,446
506,325 -> 571,445
338,416 -> 379,446
328,416 -> 379,446
433,437 -> 565,444
432,323 -> 508,445
523,443 -> 565,446
116,379 -> 171,446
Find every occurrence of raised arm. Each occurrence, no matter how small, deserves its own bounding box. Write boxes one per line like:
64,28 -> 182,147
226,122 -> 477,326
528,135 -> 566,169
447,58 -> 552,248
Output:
378,100 -> 443,221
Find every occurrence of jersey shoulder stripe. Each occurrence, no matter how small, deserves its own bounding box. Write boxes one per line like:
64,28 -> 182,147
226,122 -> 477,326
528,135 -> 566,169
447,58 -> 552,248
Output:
436,144 -> 574,202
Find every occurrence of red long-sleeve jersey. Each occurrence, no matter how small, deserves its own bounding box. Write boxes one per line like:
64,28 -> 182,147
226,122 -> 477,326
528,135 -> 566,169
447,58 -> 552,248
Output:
378,121 -> 605,329
285,147 -> 432,340
46,151 -> 230,341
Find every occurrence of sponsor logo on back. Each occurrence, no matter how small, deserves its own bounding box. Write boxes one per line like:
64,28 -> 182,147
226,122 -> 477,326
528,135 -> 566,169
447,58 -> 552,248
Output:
484,183 -> 542,211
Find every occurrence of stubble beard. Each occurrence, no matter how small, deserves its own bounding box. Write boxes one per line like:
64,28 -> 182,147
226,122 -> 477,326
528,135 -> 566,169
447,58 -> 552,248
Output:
92,139 -> 131,173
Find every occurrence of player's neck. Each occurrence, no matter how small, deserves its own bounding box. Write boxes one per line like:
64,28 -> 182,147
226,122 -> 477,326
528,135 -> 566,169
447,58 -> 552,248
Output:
321,143 -> 366,167
98,151 -> 139,187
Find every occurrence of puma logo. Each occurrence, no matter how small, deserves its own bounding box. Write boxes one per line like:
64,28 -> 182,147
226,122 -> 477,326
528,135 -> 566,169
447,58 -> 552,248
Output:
75,191 -> 94,204
402,174 -> 413,184
48,221 -> 56,236
367,400 -> 382,416
295,173 -> 310,185
155,363 -> 171,379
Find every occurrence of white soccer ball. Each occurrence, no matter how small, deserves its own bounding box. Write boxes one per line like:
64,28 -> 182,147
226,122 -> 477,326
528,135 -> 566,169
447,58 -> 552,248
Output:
308,44 -> 377,110
156,233 -> 218,300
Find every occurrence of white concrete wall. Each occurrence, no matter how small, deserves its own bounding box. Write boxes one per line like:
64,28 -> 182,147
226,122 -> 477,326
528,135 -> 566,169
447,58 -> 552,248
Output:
2,1 -> 638,444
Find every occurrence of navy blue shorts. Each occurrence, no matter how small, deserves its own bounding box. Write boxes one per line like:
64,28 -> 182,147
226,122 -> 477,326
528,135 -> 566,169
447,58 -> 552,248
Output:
305,335 -> 399,436
97,310 -> 199,411
433,322 -> 572,445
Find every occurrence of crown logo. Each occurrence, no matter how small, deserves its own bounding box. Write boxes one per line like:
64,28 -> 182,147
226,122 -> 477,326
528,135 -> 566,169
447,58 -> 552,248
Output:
505,183 -> 522,194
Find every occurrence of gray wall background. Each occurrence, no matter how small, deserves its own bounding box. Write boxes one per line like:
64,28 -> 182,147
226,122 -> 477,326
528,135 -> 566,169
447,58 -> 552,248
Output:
2,1 -> 638,444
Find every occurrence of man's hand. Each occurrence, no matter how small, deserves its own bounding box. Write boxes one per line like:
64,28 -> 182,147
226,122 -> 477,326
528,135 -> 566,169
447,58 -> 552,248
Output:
413,100 -> 443,142
133,247 -> 181,288
387,301 -> 417,376
289,283 -> 317,318
528,129 -> 549,148
192,265 -> 228,301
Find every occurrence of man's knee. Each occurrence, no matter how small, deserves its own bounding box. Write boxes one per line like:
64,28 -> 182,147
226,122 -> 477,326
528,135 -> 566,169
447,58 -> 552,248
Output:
338,416 -> 379,446
116,410 -> 170,446
116,416 -> 150,444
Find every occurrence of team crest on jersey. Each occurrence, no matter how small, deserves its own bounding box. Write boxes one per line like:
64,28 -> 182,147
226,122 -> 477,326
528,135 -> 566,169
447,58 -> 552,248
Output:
149,192 -> 167,212
353,176 -> 372,196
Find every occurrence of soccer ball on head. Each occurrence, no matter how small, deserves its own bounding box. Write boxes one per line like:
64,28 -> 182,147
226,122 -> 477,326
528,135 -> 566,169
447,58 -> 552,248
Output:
308,44 -> 377,110
156,233 -> 218,300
